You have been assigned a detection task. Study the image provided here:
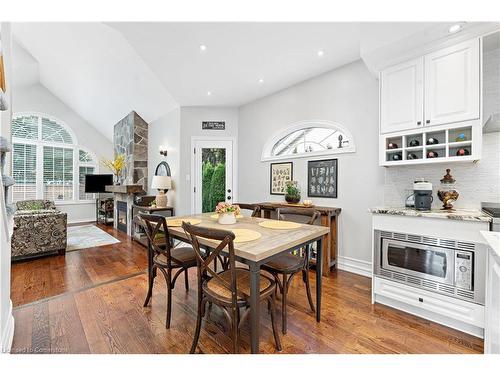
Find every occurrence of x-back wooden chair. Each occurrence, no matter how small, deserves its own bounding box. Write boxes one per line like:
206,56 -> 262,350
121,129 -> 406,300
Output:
261,207 -> 320,334
234,203 -> 261,217
182,222 -> 281,354
139,213 -> 197,328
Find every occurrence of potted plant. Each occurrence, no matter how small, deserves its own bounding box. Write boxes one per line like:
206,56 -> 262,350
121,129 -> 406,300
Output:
101,154 -> 125,185
215,202 -> 241,225
285,181 -> 301,204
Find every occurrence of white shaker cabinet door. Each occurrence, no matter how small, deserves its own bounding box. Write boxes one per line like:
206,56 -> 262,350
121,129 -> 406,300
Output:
380,57 -> 424,134
485,252 -> 500,354
424,39 -> 480,127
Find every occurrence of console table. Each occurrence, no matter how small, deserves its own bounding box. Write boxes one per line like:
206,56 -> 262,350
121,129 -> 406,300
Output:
257,202 -> 341,276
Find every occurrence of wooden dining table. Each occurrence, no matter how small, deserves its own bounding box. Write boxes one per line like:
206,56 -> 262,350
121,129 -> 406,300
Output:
165,212 -> 329,353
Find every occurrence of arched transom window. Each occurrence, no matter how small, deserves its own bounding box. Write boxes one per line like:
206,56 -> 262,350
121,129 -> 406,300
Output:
262,120 -> 356,161
11,113 -> 98,203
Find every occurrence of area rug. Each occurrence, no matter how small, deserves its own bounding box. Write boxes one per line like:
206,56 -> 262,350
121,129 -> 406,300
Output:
67,224 -> 120,252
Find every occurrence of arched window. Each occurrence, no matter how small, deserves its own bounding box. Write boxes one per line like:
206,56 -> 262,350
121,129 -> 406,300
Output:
261,120 -> 356,161
11,113 -> 98,203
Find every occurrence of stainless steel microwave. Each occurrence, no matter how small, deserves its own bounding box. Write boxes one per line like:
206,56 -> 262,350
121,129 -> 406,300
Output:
374,230 -> 485,305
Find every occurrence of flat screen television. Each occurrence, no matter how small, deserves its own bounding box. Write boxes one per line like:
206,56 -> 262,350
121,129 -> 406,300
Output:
85,174 -> 113,193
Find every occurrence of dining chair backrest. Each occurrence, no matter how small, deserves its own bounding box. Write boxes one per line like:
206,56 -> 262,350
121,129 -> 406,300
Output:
276,207 -> 320,225
182,222 -> 244,303
234,203 -> 261,217
139,213 -> 173,265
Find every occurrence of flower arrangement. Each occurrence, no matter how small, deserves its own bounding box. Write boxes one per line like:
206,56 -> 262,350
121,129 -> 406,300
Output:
215,202 -> 241,215
101,154 -> 126,184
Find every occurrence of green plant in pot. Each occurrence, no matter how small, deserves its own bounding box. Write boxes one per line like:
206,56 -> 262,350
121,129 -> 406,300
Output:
285,181 -> 301,204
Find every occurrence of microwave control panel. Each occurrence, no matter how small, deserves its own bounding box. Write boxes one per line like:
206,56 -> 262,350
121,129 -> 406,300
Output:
454,251 -> 473,291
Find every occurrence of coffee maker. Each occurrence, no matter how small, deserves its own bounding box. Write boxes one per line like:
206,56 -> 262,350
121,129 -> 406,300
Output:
412,180 -> 433,211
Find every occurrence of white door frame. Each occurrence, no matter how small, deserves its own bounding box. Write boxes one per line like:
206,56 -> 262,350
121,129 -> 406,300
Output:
190,136 -> 238,215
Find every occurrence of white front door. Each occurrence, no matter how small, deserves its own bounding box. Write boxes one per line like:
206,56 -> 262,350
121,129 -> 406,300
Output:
193,139 -> 234,214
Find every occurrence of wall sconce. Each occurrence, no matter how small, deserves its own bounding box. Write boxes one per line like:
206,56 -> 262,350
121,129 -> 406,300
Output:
159,145 -> 168,157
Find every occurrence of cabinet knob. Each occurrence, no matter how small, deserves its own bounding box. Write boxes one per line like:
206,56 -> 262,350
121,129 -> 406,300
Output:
417,121 -> 422,126
426,120 -> 430,124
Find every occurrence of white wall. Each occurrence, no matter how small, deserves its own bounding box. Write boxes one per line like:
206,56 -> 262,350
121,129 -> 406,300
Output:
238,60 -> 384,264
178,106 -> 238,215
12,83 -> 113,223
0,22 -> 14,353
148,108 -> 181,208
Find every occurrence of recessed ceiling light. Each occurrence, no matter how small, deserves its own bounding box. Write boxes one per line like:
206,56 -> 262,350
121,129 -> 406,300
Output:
258,78 -> 264,84
317,50 -> 325,57
448,23 -> 463,34
207,91 -> 212,96
199,44 -> 207,52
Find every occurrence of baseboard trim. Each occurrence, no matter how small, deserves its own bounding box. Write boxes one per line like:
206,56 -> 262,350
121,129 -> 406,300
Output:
1,299 -> 14,353
337,256 -> 372,278
67,218 -> 96,225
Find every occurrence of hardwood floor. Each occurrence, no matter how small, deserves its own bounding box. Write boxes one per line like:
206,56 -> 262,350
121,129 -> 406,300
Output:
10,224 -> 483,354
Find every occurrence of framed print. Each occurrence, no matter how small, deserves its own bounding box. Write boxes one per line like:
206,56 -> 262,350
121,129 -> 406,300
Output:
270,162 -> 293,195
307,159 -> 337,198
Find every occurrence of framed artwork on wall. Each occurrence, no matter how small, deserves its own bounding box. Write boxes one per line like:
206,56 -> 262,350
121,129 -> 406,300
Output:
307,159 -> 337,198
270,162 -> 293,195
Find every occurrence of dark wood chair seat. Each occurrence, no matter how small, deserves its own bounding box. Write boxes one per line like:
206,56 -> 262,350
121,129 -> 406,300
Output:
262,207 -> 320,334
182,222 -> 281,353
154,247 -> 197,267
262,253 -> 304,273
138,213 -> 197,329
204,268 -> 274,304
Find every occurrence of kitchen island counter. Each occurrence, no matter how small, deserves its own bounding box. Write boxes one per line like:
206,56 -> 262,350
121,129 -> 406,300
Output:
369,207 -> 492,223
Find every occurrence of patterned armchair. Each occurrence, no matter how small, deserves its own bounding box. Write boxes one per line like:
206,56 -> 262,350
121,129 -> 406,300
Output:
11,199 -> 67,261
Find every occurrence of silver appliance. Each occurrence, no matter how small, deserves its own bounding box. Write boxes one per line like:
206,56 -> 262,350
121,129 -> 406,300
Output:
482,202 -> 500,232
374,230 -> 485,305
406,180 -> 433,210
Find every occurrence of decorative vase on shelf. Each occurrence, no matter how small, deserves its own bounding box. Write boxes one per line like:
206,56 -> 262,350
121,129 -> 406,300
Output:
114,174 -> 121,185
285,181 -> 301,204
218,212 -> 237,225
437,169 -> 459,210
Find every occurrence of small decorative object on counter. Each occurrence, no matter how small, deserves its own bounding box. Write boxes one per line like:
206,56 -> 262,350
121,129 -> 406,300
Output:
426,150 -> 438,158
437,169 -> 459,210
456,148 -> 470,156
285,180 -> 301,204
407,153 -> 418,160
303,199 -> 313,207
387,142 -> 398,149
391,153 -> 403,161
455,133 -> 467,142
215,202 -> 241,225
409,139 -> 420,147
426,137 -> 439,145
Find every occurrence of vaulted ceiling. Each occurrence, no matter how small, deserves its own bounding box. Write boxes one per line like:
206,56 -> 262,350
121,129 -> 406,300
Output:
11,22 -> 499,140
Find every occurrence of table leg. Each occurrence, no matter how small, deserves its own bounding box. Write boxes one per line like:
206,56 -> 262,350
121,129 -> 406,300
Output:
249,262 -> 261,354
316,237 -> 323,322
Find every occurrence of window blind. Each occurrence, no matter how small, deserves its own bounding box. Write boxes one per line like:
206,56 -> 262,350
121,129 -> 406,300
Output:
79,166 -> 95,200
12,143 -> 37,202
43,146 -> 74,201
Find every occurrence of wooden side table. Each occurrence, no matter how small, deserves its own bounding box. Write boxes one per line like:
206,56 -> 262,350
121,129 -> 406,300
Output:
131,205 -> 175,246
257,202 -> 341,277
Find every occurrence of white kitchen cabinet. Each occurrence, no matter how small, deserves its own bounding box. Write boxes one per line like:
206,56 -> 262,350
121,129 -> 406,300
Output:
485,250 -> 500,354
380,57 -> 424,134
424,39 -> 480,127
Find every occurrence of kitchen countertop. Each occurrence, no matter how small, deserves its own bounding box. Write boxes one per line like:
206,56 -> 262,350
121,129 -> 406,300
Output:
369,207 -> 492,223
481,231 -> 500,259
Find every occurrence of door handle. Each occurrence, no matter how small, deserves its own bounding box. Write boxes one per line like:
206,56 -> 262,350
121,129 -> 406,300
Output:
227,196 -> 232,200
